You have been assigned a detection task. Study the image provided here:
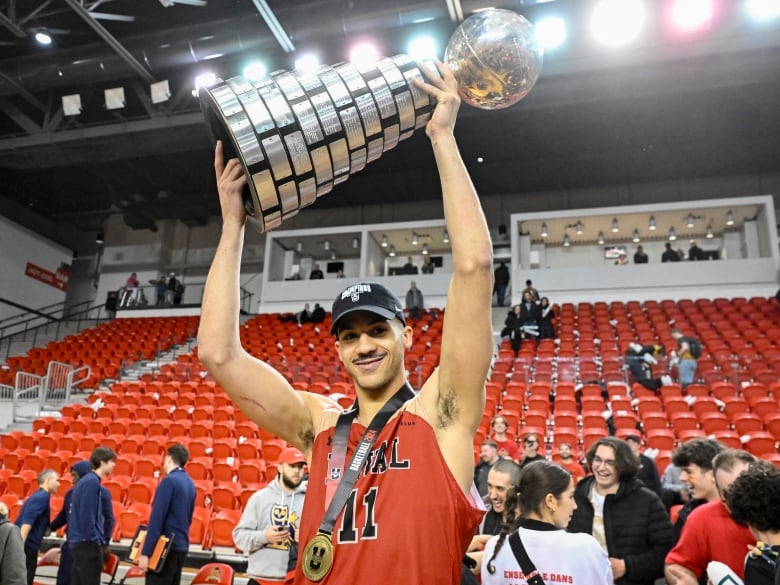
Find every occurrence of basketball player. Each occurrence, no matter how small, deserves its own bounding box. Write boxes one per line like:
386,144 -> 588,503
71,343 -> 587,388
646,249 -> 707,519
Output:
199,60 -> 493,584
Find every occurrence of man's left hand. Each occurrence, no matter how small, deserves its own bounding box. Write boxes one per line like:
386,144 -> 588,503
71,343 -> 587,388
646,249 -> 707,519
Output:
137,555 -> 149,572
609,557 -> 626,579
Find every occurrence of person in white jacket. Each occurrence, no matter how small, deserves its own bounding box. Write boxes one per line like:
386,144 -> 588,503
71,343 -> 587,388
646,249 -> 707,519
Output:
482,460 -> 613,585
233,448 -> 307,583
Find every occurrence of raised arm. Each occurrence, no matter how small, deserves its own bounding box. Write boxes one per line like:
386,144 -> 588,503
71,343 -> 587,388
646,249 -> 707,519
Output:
197,142 -> 331,453
413,62 -> 494,491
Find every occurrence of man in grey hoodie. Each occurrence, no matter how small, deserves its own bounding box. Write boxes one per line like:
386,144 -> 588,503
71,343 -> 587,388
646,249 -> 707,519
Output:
0,501 -> 27,585
233,447 -> 307,583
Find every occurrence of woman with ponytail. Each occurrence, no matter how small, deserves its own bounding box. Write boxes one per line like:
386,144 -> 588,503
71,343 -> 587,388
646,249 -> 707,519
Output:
482,460 -> 612,585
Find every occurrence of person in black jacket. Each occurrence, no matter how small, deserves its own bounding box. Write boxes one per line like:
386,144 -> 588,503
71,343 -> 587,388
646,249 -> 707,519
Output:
568,437 -> 673,585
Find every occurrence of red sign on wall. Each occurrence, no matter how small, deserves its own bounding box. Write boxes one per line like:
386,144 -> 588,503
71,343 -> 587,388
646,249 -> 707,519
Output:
24,262 -> 69,291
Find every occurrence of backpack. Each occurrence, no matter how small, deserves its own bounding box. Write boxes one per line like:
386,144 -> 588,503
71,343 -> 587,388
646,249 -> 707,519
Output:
687,338 -> 702,359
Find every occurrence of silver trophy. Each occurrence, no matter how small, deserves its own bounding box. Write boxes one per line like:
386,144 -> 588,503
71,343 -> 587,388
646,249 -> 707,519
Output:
199,9 -> 542,232
199,56 -> 434,232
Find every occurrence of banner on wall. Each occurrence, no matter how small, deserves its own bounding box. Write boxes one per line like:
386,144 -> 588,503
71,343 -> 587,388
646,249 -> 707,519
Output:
25,262 -> 69,291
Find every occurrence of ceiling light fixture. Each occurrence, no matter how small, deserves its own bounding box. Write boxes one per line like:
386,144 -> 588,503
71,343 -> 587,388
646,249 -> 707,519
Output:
597,231 -> 605,245
323,239 -> 331,251
34,30 -> 53,45
95,232 -> 105,245
411,232 -> 419,246
422,243 -> 429,255
632,229 -> 640,243
389,245 -> 396,257
443,229 -> 450,244
563,233 -> 571,247
381,234 -> 388,247
725,210 -> 735,226
352,236 -> 359,249
575,220 -> 584,235
685,213 -> 695,228
648,215 -> 657,230
706,224 -> 714,238
540,222 -> 548,238
330,250 -> 337,260
295,241 -> 303,252
611,218 -> 619,232
668,227 -> 677,241
150,80 -> 171,104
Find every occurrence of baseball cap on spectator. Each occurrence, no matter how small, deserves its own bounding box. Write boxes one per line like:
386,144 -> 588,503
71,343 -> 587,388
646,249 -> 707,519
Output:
278,448 -> 306,465
330,282 -> 405,335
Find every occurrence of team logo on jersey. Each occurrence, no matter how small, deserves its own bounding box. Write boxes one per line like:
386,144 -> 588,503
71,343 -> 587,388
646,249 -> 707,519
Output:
330,468 -> 341,480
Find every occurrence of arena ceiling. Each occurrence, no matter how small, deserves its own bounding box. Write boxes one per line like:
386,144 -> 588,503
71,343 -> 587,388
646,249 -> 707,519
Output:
1,0 -> 779,237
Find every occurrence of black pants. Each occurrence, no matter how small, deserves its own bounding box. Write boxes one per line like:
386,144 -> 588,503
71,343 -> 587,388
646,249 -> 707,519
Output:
70,542 -> 103,585
24,545 -> 37,585
145,549 -> 187,585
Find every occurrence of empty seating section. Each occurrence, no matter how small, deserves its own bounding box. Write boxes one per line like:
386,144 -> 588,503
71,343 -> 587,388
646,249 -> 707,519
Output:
1,298 -> 778,550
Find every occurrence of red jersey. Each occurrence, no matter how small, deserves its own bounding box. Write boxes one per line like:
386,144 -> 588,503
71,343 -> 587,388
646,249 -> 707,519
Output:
294,399 -> 483,585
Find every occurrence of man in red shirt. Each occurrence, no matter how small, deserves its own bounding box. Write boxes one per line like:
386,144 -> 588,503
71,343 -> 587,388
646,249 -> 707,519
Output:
665,449 -> 756,584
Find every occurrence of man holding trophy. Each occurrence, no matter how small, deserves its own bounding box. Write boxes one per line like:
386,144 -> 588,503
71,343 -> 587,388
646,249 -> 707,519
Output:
198,60 -> 494,584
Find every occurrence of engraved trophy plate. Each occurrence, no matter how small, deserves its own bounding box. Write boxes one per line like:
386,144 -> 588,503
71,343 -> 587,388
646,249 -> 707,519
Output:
199,52 -> 434,232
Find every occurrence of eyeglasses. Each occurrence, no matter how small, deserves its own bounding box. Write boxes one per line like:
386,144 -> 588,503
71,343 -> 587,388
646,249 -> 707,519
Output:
525,440 -> 538,446
592,456 -> 616,468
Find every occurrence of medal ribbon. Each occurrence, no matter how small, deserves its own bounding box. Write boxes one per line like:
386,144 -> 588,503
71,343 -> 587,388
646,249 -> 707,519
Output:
319,381 -> 415,536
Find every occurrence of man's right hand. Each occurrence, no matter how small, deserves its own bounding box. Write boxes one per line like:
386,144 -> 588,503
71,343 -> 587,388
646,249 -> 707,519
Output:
214,140 -> 248,226
265,525 -> 291,545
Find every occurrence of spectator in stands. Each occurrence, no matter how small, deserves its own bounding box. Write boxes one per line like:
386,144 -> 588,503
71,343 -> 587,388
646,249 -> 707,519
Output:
402,255 -> 418,274
336,270 -> 345,278
421,256 -> 434,274
474,440 -> 501,498
669,328 -> 701,388
662,242 -> 681,263
16,469 -> 59,585
69,447 -> 115,585
154,275 -> 167,305
502,304 -> 524,356
669,438 -> 724,541
688,240 -> 704,261
519,432 -> 544,469
537,297 -> 555,339
201,63 -> 494,585
521,279 -> 539,302
557,442 -> 585,484
233,447 -> 307,584
137,444 -> 195,585
0,501 -> 27,585
309,263 -> 324,279
624,435 -> 663,499
664,449 -> 756,585
633,245 -> 649,264
568,437 -> 673,585
164,272 -> 178,304
724,461 -> 780,585
519,291 -> 540,342
405,280 -> 425,320
490,414 -> 520,461
50,461 -> 114,585
121,272 -> 141,307
493,262 -> 510,306
660,462 -> 689,511
481,460 -> 522,536
625,342 -> 671,392
310,303 -> 326,324
483,461 -> 612,585
297,303 -> 312,325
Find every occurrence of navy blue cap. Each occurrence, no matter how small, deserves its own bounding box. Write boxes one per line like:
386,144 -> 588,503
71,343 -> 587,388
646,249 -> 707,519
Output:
331,282 -> 405,335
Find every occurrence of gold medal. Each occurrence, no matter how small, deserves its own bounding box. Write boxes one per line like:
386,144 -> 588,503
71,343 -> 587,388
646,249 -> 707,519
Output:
302,532 -> 335,581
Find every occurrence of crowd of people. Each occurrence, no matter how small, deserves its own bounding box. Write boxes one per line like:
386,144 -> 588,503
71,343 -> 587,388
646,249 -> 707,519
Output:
499,279 -> 556,354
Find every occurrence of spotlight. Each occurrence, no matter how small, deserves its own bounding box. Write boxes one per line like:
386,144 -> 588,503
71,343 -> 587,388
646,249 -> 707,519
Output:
35,30 -> 52,45
668,227 -> 677,241
563,233 -> 571,247
242,61 -> 268,82
349,42 -> 379,70
597,231 -> 605,245
150,80 -> 171,104
540,222 -> 548,238
381,234 -> 388,248
575,220 -> 584,235
648,215 -> 657,230
725,210 -> 735,226
443,229 -> 450,244
591,0 -> 645,46
104,87 -> 126,110
294,53 -> 320,74
411,232 -> 419,246
671,0 -> 713,31
746,0 -> 780,21
389,245 -> 396,257
62,94 -> 82,116
95,232 -> 105,244
685,213 -> 695,228
408,36 -> 438,60
193,72 -> 217,96
706,224 -> 714,238
632,229 -> 640,243
611,218 -> 619,233
422,243 -> 429,255
535,17 -> 567,50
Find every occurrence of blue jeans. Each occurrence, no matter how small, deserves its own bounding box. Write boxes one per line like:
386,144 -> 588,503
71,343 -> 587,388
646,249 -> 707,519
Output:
679,359 -> 697,387
495,285 -> 507,306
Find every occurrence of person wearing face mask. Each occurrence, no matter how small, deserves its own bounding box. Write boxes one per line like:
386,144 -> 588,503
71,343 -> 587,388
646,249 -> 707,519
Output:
567,437 -> 673,585
482,460 -> 612,585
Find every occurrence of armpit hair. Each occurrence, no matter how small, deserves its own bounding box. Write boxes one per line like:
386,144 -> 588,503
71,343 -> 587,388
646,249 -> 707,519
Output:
437,388 -> 459,430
